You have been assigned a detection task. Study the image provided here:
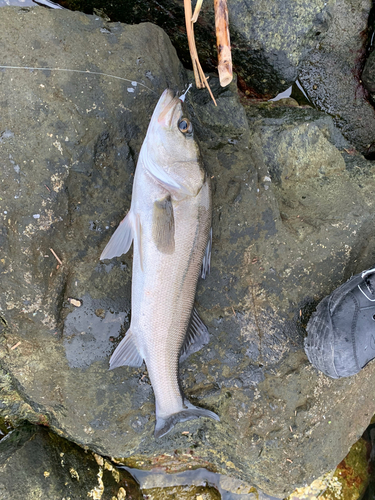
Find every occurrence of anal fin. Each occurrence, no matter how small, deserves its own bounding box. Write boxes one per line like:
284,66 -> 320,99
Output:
180,307 -> 210,363
109,329 -> 143,369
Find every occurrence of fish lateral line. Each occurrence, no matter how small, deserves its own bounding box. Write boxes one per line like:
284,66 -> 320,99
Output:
0,65 -> 155,92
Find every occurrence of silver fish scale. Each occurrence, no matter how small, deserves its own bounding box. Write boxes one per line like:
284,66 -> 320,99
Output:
131,167 -> 211,419
101,89 -> 219,437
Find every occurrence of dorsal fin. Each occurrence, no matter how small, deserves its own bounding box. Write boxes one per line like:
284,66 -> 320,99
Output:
201,227 -> 212,279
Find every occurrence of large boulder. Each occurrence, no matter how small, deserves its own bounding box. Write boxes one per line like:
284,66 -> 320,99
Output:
286,436 -> 371,500
0,424 -> 141,500
61,0 -> 333,97
59,0 -> 375,154
298,0 -> 375,153
363,49 -> 375,102
1,7 -> 375,498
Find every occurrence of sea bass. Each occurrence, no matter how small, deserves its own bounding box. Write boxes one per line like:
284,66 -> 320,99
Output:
100,89 -> 219,438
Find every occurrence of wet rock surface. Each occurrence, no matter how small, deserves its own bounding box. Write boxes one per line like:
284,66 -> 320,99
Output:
287,435 -> 372,500
125,465 -> 269,499
61,0 -> 332,97
142,484 -> 221,500
0,423 -> 141,500
58,0 -> 375,155
363,50 -> 375,95
298,0 -> 375,154
1,6 -> 375,499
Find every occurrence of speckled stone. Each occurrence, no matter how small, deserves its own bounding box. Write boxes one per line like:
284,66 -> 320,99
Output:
60,0 -> 333,97
1,7 -> 375,498
298,0 -> 375,153
0,424 -> 141,500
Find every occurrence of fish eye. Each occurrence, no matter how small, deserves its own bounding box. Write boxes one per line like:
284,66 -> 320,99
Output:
178,118 -> 192,134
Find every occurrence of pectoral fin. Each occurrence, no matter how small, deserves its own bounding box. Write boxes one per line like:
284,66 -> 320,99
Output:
100,211 -> 134,260
109,329 -> 143,369
152,195 -> 175,254
180,307 -> 210,362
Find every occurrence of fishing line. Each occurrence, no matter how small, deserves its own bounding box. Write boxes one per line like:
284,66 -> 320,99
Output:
0,65 -> 155,92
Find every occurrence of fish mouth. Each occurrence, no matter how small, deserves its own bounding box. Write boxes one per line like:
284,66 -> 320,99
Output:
154,89 -> 182,129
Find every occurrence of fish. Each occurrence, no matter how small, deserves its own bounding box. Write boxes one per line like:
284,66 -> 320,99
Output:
100,88 -> 220,438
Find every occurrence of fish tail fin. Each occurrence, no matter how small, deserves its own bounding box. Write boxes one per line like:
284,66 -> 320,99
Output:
154,403 -> 220,439
109,329 -> 143,369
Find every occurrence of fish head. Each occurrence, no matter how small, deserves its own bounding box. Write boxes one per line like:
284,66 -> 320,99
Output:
142,89 -> 205,197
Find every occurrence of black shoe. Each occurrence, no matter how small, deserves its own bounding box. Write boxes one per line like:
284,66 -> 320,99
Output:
305,267 -> 375,378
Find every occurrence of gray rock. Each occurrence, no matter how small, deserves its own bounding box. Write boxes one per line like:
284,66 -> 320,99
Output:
0,424 -> 141,500
60,0 -> 332,97
141,484 -> 221,500
1,7 -> 375,498
298,0 -> 375,153
228,0 -> 331,96
363,49 -> 375,94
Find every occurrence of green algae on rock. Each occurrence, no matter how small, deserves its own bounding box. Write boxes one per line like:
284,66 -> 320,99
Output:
141,484 -> 221,500
287,437 -> 371,500
0,424 -> 142,500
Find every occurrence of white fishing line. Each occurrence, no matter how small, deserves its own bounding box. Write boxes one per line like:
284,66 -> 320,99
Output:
0,65 -> 155,92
